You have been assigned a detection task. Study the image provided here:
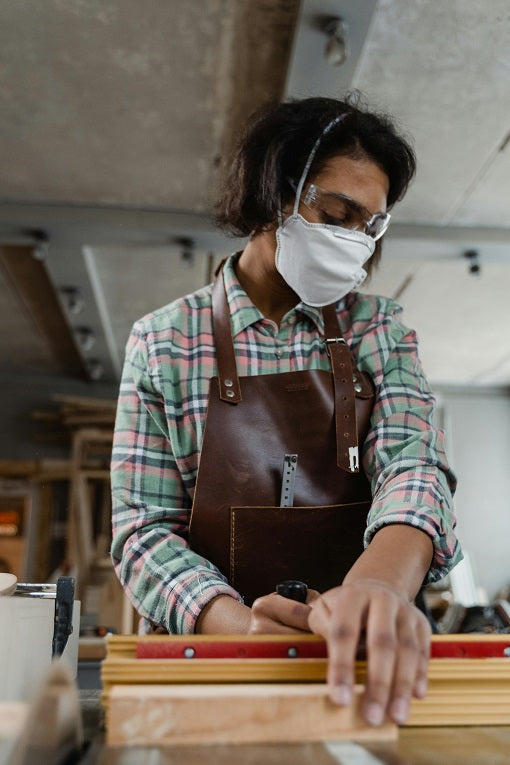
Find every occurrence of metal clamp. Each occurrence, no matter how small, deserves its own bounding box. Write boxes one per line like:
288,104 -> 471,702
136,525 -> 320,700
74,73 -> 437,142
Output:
52,577 -> 75,657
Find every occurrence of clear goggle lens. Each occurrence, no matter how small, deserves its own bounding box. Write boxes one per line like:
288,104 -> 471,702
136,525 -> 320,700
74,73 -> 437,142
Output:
303,184 -> 391,242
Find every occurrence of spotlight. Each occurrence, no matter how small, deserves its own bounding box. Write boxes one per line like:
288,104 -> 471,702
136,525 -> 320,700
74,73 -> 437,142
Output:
175,237 -> 195,268
86,359 -> 104,381
322,17 -> 349,67
464,249 -> 481,276
31,229 -> 50,261
74,326 -> 96,352
60,287 -> 85,315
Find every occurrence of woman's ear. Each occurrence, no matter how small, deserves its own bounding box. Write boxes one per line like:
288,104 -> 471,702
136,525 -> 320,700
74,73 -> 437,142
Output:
281,201 -> 294,217
259,221 -> 279,233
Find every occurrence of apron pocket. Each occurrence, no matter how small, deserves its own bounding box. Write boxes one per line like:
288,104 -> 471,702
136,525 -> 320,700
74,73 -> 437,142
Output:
230,501 -> 370,607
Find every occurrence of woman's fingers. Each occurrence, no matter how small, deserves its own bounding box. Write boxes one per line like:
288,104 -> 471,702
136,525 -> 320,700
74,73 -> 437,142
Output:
248,592 -> 312,633
363,592 -> 400,726
308,588 -> 365,707
306,588 -> 321,605
411,612 -> 431,700
308,581 -> 432,727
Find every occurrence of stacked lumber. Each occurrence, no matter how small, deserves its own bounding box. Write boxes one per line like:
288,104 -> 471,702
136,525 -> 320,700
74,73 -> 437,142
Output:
31,394 -> 116,444
101,633 -> 510,745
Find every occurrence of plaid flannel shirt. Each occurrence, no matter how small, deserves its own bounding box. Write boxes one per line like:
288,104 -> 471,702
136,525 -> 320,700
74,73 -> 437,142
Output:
111,255 -> 462,634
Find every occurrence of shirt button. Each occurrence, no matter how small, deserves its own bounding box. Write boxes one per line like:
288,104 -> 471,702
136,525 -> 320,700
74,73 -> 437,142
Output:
275,349 -> 283,359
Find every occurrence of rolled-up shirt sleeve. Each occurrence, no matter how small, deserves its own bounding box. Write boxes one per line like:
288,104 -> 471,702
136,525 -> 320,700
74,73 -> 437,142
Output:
111,321 -> 242,635
360,314 -> 462,583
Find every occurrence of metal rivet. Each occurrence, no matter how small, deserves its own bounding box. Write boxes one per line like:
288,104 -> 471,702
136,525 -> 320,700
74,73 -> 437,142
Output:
354,384 -> 362,393
225,379 -> 233,387
344,432 -> 350,438
183,647 -> 195,658
352,375 -> 357,382
226,389 -> 235,398
287,647 -> 299,658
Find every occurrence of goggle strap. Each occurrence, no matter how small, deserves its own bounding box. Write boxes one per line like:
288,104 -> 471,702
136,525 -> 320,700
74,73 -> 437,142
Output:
293,113 -> 349,216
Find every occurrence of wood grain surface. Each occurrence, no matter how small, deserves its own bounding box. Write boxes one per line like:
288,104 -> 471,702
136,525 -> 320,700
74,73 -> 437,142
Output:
107,683 -> 397,746
99,727 -> 510,765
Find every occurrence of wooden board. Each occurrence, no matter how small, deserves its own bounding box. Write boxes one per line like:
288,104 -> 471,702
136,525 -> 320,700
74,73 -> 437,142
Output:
106,683 -> 397,747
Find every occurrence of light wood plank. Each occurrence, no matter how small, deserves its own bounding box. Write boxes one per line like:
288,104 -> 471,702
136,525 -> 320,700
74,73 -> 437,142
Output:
106,684 -> 397,746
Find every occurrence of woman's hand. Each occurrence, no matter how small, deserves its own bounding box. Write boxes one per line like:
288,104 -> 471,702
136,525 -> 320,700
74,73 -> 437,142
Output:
308,579 -> 431,726
248,589 -> 320,634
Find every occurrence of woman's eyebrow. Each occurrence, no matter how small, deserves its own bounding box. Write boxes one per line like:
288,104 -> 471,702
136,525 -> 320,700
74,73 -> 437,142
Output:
323,189 -> 373,217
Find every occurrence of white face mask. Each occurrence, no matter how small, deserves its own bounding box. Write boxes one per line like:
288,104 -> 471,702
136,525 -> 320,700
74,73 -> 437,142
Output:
275,213 -> 375,307
274,113 -> 376,307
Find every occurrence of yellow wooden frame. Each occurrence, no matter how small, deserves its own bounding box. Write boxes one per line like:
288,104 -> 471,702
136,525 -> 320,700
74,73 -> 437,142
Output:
102,634 -> 510,727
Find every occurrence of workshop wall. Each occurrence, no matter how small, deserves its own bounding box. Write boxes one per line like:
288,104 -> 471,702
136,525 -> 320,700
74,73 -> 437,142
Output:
438,387 -> 510,600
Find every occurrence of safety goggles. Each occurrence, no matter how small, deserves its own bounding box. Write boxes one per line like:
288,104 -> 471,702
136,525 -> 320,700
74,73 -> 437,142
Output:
301,183 -> 391,241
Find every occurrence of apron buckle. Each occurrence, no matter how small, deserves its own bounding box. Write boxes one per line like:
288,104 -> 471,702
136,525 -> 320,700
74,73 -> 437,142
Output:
348,446 -> 359,473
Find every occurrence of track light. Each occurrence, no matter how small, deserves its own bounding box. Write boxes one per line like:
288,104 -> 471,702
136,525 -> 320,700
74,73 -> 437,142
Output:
464,249 -> 481,277
322,17 -> 349,67
86,359 -> 104,381
74,326 -> 96,352
60,287 -> 85,315
31,229 -> 50,261
174,236 -> 195,268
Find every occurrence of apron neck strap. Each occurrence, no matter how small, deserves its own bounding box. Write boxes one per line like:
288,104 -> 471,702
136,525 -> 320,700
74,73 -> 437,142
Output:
323,304 -> 360,473
322,303 -> 342,338
212,264 -> 242,404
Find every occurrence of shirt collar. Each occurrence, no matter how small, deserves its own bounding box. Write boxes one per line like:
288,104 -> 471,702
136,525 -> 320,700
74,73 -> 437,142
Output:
222,253 -> 326,337
295,302 -> 324,334
222,254 -> 264,336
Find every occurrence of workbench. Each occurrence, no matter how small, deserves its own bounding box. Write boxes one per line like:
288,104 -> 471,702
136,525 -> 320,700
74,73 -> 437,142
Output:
10,688 -> 510,763
94,732 -> 510,764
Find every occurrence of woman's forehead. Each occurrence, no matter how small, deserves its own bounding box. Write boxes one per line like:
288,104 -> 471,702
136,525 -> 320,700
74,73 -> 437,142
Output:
312,155 -> 389,210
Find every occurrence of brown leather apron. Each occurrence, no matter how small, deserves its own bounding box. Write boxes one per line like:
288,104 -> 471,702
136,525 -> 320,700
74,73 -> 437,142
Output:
189,266 -> 375,606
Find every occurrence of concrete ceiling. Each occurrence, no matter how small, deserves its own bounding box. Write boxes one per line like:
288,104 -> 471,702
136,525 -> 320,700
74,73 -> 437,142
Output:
0,0 -> 509,391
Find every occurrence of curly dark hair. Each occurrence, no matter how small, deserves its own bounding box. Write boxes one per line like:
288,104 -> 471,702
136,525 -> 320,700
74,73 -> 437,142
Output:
215,94 -> 416,272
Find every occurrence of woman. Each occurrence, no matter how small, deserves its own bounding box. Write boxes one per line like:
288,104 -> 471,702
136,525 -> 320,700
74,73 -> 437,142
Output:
111,96 -> 462,727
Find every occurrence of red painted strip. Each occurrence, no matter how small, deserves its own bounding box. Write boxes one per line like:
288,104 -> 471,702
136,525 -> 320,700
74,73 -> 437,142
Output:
137,640 -> 328,660
430,639 -> 510,659
136,638 -> 510,660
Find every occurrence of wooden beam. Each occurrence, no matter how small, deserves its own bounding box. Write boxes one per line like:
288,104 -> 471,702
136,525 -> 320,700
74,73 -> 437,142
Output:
216,0 -> 300,181
52,394 -> 117,410
0,245 -> 87,376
